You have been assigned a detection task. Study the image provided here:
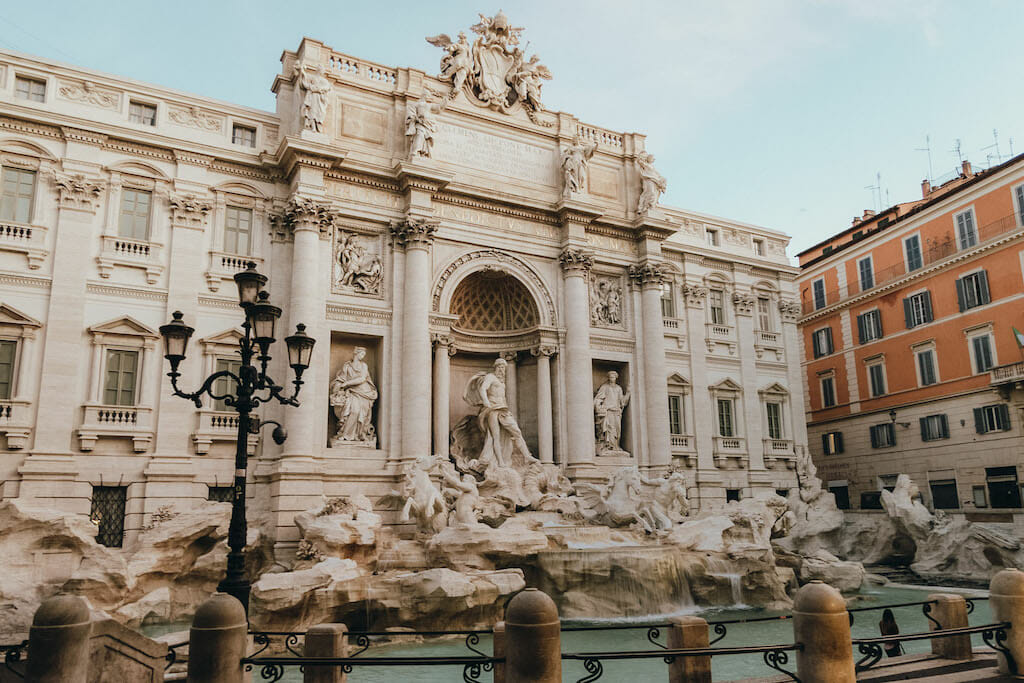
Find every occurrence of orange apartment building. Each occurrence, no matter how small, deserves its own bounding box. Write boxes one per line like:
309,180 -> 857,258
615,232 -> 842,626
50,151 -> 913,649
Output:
797,154 -> 1024,515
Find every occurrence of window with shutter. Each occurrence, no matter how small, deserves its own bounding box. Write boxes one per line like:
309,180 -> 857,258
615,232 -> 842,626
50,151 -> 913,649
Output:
0,339 -> 15,400
904,292 -> 932,328
955,209 -> 978,249
820,376 -> 836,408
812,279 -> 826,310
1016,185 -> 1024,225
958,271 -> 990,311
867,363 -> 885,397
920,414 -> 948,441
858,257 -> 874,291
905,235 -> 923,271
971,335 -> 995,373
916,349 -> 937,386
822,431 -> 843,454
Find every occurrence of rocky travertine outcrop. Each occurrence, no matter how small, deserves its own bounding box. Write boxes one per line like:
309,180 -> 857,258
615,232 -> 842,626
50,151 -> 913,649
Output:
293,495 -> 382,569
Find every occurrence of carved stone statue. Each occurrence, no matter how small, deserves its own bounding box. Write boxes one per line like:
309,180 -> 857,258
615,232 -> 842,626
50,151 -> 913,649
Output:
461,358 -> 534,468
399,455 -> 447,534
336,232 -> 383,294
576,467 -> 655,533
405,96 -> 443,159
425,32 -> 473,97
636,151 -> 667,215
590,276 -> 623,327
509,49 -> 552,113
561,137 -> 598,198
296,64 -> 331,133
441,461 -> 482,527
329,347 -> 378,446
593,371 -> 629,455
639,471 -> 689,530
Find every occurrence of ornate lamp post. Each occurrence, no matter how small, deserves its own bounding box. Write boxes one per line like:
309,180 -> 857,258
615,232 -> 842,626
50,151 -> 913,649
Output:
158,262 -> 315,612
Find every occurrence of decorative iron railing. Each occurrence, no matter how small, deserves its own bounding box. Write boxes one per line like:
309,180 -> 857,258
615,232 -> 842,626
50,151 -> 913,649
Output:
241,654 -> 501,683
562,643 -> 803,682
853,622 -> 1013,673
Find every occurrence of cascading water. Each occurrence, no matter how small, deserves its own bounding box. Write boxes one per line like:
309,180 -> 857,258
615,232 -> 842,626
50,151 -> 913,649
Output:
704,556 -> 745,607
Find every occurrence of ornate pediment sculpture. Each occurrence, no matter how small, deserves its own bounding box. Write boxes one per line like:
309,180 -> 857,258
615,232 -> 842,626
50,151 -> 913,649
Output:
427,11 -> 552,122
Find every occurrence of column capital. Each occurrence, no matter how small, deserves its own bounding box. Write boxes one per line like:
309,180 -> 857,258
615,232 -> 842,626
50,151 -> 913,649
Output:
558,247 -> 594,275
683,283 -> 708,309
500,350 -> 518,363
51,172 -> 105,213
779,298 -> 801,322
732,291 -> 756,316
283,194 -> 336,239
628,261 -> 669,287
432,333 -> 457,356
531,345 -> 558,358
168,193 -> 213,231
391,216 -> 438,250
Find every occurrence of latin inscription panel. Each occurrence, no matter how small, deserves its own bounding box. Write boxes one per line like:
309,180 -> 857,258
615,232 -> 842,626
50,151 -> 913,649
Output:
433,123 -> 557,186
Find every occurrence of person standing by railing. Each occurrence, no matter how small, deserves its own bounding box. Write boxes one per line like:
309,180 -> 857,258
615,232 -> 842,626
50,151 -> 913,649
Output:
879,609 -> 903,657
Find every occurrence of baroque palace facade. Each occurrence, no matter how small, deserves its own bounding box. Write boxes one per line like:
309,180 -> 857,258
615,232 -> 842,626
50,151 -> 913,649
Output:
0,15 -> 804,554
798,154 -> 1024,517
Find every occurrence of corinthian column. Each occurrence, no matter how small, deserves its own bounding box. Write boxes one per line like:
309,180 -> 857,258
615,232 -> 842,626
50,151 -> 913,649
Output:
501,351 -> 519,418
532,345 -> 556,464
432,335 -> 453,457
392,217 -> 437,460
559,247 -> 596,473
630,262 -> 672,472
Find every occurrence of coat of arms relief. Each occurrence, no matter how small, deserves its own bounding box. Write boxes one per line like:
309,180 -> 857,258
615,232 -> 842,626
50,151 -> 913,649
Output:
426,11 -> 552,124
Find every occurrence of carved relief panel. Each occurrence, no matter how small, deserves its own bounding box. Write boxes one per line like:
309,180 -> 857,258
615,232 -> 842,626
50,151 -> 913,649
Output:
589,273 -> 625,330
333,228 -> 384,297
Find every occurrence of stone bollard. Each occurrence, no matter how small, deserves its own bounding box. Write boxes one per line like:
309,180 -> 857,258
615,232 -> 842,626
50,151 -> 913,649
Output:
990,567 -> 1024,676
792,580 -> 855,683
25,594 -> 91,683
304,623 -> 348,683
927,593 -> 971,660
493,621 -> 506,683
667,615 -> 711,683
504,588 -> 561,683
187,593 -> 248,683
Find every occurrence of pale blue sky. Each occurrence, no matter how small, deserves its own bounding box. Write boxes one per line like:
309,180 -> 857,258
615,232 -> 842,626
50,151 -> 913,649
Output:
2,1 -> 1020,256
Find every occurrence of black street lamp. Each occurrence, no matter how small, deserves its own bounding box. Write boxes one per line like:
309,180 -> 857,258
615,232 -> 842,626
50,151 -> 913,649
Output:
159,262 -> 314,612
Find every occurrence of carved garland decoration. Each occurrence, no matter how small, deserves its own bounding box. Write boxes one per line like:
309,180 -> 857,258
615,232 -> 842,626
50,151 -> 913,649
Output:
432,249 -> 557,326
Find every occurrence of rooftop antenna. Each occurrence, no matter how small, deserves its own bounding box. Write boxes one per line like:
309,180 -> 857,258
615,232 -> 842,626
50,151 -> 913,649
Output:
864,172 -> 882,212
981,128 -> 1001,167
951,138 -> 963,165
1010,137 -> 1015,157
915,134 -> 934,182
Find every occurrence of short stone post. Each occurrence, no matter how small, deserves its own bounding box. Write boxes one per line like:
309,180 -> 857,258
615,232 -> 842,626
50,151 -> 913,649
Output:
667,616 -> 710,683
504,588 -> 561,683
927,593 -> 971,659
792,580 -> 855,683
493,621 -> 506,683
25,594 -> 91,683
304,624 -> 348,683
990,567 -> 1024,676
187,593 -> 248,683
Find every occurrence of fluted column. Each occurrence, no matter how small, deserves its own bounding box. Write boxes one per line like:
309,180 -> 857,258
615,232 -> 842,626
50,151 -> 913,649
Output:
631,262 -> 671,472
393,218 -> 437,460
432,335 -> 453,457
532,345 -> 556,464
501,351 -> 519,418
733,291 -> 765,472
683,284 -> 715,471
559,248 -> 596,473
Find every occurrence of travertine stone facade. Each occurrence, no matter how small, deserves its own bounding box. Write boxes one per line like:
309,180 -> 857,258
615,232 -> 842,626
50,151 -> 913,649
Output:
0,25 -> 802,554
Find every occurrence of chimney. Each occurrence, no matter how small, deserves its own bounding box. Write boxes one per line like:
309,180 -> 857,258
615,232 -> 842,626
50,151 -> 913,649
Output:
962,159 -> 972,177
852,216 -> 862,226
863,209 -> 876,219
921,179 -> 931,197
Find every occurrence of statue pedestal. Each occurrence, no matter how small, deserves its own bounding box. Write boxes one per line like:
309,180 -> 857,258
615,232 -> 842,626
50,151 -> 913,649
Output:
597,448 -> 630,459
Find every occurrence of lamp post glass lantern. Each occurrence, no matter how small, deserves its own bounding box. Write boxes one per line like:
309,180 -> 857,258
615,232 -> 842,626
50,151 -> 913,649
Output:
158,262 -> 313,613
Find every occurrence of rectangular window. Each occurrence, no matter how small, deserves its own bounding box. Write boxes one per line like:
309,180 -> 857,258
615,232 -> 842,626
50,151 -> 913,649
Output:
971,334 -> 995,374
706,229 -> 719,246
660,281 -> 674,318
867,362 -> 886,397
821,431 -> 843,454
128,101 -> 157,126
207,485 -> 235,503
0,167 -> 37,223
232,124 -> 256,148
869,423 -> 895,448
929,479 -> 959,509
973,485 -> 988,508
986,466 -> 1022,509
916,348 -> 937,386
213,357 -> 242,411
725,488 -> 741,502
956,271 -> 990,311
903,291 -> 933,328
904,234 -> 923,271
91,486 -> 127,548
103,349 -> 138,406
717,399 -> 734,437
118,189 -> 152,240
667,394 -> 683,435
756,297 -> 772,331
856,309 -> 883,344
709,290 -> 725,325
223,206 -> 253,255
752,238 -> 764,256
955,209 -> 978,249
975,404 -> 1010,434
812,278 -> 826,310
812,327 -> 834,358
1016,185 -> 1024,225
14,76 -> 45,102
920,414 -> 949,441
829,485 -> 851,510
860,491 -> 883,510
766,402 -> 783,439
820,376 -> 836,408
858,256 -> 874,291
0,339 -> 15,400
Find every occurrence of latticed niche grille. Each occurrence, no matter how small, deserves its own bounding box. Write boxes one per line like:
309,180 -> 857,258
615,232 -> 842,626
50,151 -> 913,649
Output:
207,485 -> 235,503
450,271 -> 539,332
90,486 -> 127,547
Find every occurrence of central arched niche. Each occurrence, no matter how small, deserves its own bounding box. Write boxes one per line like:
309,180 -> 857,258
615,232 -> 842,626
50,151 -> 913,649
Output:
447,269 -> 542,457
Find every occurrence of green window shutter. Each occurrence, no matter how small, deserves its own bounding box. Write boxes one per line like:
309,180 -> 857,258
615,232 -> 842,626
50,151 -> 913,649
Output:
978,270 -> 990,305
999,404 -> 1011,431
903,297 -> 914,328
825,328 -> 834,354
974,407 -> 986,434
836,432 -> 844,453
922,291 -> 933,323
955,277 -> 966,312
875,311 -> 883,337
0,340 -> 15,399
856,314 -> 866,344
869,426 -> 878,448
919,417 -> 927,440
821,433 -> 830,454
940,414 -> 949,439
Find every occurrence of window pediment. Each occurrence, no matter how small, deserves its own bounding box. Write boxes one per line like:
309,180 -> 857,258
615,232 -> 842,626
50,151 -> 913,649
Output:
200,328 -> 245,352
88,316 -> 159,345
709,377 -> 742,394
758,382 -> 788,397
0,303 -> 42,330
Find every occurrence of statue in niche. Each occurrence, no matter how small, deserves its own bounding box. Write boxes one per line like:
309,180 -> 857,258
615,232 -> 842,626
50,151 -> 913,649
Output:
329,347 -> 378,447
560,137 -> 598,198
593,371 -> 630,455
590,276 -> 623,327
461,358 -> 534,468
336,232 -> 383,294
295,64 -> 331,133
636,151 -> 667,215
425,32 -> 473,97
405,96 -> 444,159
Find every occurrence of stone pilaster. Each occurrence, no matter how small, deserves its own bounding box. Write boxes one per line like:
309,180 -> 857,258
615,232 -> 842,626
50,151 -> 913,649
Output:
559,247 -> 596,474
532,345 -> 557,464
629,262 -> 672,472
682,283 -> 716,473
733,290 -> 766,473
779,299 -> 809,453
501,351 -> 519,418
432,334 -> 454,457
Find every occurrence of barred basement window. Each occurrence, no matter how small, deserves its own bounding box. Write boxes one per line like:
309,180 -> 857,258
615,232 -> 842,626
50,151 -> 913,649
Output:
90,486 -> 127,548
207,485 -> 234,503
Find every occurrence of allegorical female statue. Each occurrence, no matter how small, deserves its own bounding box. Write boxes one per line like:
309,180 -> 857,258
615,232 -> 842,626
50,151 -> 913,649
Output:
593,370 -> 630,455
330,347 -> 378,446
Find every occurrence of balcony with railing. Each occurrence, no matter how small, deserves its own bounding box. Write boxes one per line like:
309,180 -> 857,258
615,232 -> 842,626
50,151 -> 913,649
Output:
763,438 -> 796,469
991,361 -> 1024,386
77,404 -> 154,452
205,252 -> 265,293
193,409 -> 259,455
712,436 -> 747,469
0,221 -> 47,269
0,399 -> 33,449
97,235 -> 163,283
669,433 -> 696,468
